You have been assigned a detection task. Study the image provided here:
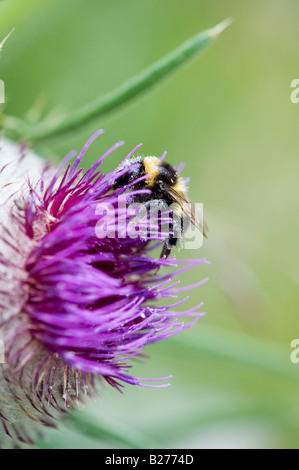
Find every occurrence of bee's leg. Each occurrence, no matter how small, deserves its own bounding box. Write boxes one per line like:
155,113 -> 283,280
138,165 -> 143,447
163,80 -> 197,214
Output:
160,237 -> 177,259
160,212 -> 178,259
160,212 -> 187,259
133,199 -> 180,259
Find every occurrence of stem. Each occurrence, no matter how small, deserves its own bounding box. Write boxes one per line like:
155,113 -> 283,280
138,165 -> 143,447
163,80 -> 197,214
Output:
2,19 -> 232,143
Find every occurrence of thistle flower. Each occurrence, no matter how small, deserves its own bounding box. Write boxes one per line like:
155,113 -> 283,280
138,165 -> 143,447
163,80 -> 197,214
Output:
0,131 -> 208,445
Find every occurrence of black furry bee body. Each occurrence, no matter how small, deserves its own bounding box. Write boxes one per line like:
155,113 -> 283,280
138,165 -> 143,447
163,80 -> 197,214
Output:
113,156 -> 205,258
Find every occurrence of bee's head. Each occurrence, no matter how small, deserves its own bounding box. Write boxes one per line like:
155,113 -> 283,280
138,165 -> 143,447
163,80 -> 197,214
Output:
155,163 -> 177,188
143,157 -> 177,189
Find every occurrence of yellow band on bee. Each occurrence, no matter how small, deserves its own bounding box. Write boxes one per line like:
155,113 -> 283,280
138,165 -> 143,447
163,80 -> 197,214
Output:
143,156 -> 161,187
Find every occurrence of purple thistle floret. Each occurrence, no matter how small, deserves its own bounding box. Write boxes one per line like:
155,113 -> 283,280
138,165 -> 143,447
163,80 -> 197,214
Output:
0,132 -> 209,444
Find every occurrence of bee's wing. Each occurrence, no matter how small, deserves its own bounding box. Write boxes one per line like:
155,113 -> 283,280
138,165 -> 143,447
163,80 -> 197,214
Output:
167,187 -> 208,237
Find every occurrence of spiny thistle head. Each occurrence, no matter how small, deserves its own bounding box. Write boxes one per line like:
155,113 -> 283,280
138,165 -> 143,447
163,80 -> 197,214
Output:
0,132 -> 208,445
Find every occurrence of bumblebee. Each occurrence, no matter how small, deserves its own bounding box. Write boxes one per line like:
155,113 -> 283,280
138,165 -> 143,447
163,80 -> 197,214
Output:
113,156 -> 206,258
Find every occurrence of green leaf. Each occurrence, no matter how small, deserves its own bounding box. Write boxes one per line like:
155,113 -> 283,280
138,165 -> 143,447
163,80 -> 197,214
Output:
172,324 -> 298,381
63,410 -> 157,449
2,19 -> 232,142
0,27 -> 15,54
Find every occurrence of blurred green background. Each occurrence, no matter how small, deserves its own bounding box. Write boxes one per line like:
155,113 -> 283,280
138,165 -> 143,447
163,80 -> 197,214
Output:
1,0 -> 299,449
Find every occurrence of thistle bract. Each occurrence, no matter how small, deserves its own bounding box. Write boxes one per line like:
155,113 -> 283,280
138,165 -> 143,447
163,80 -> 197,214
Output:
0,132 -> 208,445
